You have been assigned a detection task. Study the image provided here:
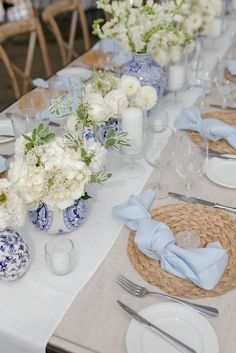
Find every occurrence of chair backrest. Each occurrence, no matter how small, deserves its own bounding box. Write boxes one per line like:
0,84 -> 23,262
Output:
0,11 -> 52,99
42,0 -> 91,66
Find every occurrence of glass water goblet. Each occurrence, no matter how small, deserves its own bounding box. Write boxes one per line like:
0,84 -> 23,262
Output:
144,126 -> 175,199
175,131 -> 208,192
166,54 -> 187,108
196,53 -> 215,109
119,96 -> 147,178
216,59 -> 234,108
98,38 -> 118,71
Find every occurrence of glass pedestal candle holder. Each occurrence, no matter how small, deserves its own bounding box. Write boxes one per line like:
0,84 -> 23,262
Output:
45,238 -> 76,275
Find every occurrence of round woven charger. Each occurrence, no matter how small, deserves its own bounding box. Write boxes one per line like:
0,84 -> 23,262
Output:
127,204 -> 236,298
188,110 -> 236,154
224,67 -> 236,83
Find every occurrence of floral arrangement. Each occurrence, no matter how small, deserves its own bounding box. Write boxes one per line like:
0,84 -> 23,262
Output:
93,0 -> 192,66
66,72 -> 157,137
8,123 -> 111,210
183,0 -> 223,37
0,178 -> 26,230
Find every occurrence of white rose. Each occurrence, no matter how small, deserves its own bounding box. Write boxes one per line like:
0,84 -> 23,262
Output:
153,48 -> 170,67
120,75 -> 140,97
135,86 -> 158,110
104,89 -> 128,116
85,93 -> 111,123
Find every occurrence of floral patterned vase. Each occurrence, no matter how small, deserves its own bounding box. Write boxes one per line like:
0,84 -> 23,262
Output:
28,198 -> 88,235
0,228 -> 30,281
121,53 -> 166,97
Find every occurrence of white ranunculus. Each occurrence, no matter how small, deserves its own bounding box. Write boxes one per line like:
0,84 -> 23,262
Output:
169,46 -> 182,63
120,75 -> 140,97
135,86 -> 158,110
85,93 -> 111,123
203,18 -> 222,38
104,89 -> 128,116
153,48 -> 170,67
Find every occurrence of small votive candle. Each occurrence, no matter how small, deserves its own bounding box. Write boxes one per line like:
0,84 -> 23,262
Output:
45,238 -> 76,275
168,64 -> 185,91
121,107 -> 144,156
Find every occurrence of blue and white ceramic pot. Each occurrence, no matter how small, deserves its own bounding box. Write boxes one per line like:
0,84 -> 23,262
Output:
121,53 -> 166,97
0,228 -> 30,281
28,198 -> 88,235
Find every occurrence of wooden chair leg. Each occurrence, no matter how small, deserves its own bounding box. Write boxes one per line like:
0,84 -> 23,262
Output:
0,45 -> 21,99
46,16 -> 67,66
23,30 -> 37,94
67,9 -> 78,63
35,18 -> 53,76
77,0 -> 91,51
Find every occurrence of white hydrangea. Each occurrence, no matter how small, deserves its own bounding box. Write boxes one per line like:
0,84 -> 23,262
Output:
0,178 -> 26,229
85,93 -> 111,123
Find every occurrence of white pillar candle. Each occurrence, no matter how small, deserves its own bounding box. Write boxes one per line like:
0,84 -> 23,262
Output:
52,252 -> 70,274
121,107 -> 143,156
168,64 -> 185,91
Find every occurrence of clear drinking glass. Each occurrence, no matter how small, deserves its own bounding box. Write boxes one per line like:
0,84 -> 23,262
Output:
119,96 -> 146,178
98,38 -> 118,70
144,126 -> 175,199
9,113 -> 37,139
216,59 -> 234,108
196,52 -> 215,109
175,131 -> 208,191
45,238 -> 76,276
48,76 -> 72,101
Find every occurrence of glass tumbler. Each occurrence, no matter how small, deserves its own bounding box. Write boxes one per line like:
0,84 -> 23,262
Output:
45,238 -> 76,275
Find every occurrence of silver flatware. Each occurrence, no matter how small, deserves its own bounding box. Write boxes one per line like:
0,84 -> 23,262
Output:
169,192 -> 236,213
0,134 -> 15,138
209,151 -> 236,160
117,300 -> 196,353
209,103 -> 236,111
117,275 -> 219,318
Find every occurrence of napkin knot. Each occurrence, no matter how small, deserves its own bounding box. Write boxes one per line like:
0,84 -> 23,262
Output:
113,189 -> 228,290
175,107 -> 236,148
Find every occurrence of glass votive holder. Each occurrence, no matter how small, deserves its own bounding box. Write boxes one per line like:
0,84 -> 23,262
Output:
45,238 -> 76,275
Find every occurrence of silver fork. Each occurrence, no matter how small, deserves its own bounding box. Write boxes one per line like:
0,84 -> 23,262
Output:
117,274 -> 219,318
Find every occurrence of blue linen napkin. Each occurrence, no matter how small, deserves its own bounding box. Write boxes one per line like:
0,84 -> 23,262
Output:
0,155 -> 8,173
175,106 -> 236,148
113,189 -> 228,290
226,60 -> 236,75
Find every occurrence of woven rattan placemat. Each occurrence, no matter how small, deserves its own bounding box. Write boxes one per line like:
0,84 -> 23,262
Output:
188,110 -> 236,154
128,204 -> 236,298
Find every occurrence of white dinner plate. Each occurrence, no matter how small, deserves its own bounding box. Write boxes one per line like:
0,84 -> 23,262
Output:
125,302 -> 219,353
0,119 -> 14,144
205,157 -> 236,188
57,67 -> 93,81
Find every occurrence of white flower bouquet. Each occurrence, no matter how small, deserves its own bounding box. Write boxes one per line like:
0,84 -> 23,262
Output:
9,123 -> 111,210
93,0 -> 192,66
183,0 -> 223,37
0,178 -> 26,230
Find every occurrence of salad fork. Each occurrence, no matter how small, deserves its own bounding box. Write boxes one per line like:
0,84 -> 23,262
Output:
117,274 -> 219,318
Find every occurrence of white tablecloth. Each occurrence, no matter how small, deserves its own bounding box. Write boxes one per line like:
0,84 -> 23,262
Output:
0,18 -> 235,353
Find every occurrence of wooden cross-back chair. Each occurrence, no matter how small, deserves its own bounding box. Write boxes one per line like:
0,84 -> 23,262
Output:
0,11 -> 52,99
42,0 -> 91,66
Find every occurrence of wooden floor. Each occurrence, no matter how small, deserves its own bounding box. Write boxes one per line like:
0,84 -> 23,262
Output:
0,9 -> 100,112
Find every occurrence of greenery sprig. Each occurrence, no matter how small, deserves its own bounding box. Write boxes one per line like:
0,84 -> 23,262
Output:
23,123 -> 55,154
104,129 -> 130,151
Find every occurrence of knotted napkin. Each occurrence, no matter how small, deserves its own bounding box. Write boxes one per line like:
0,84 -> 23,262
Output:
175,106 -> 236,148
113,189 -> 228,290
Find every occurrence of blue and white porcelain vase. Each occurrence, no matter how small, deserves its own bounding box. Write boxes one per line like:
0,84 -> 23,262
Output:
121,53 -> 166,97
28,198 -> 88,235
0,228 -> 30,281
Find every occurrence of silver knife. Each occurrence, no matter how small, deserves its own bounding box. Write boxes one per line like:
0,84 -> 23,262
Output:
209,151 -> 236,160
117,300 -> 196,353
209,103 -> 236,111
169,192 -> 236,213
0,134 -> 15,138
